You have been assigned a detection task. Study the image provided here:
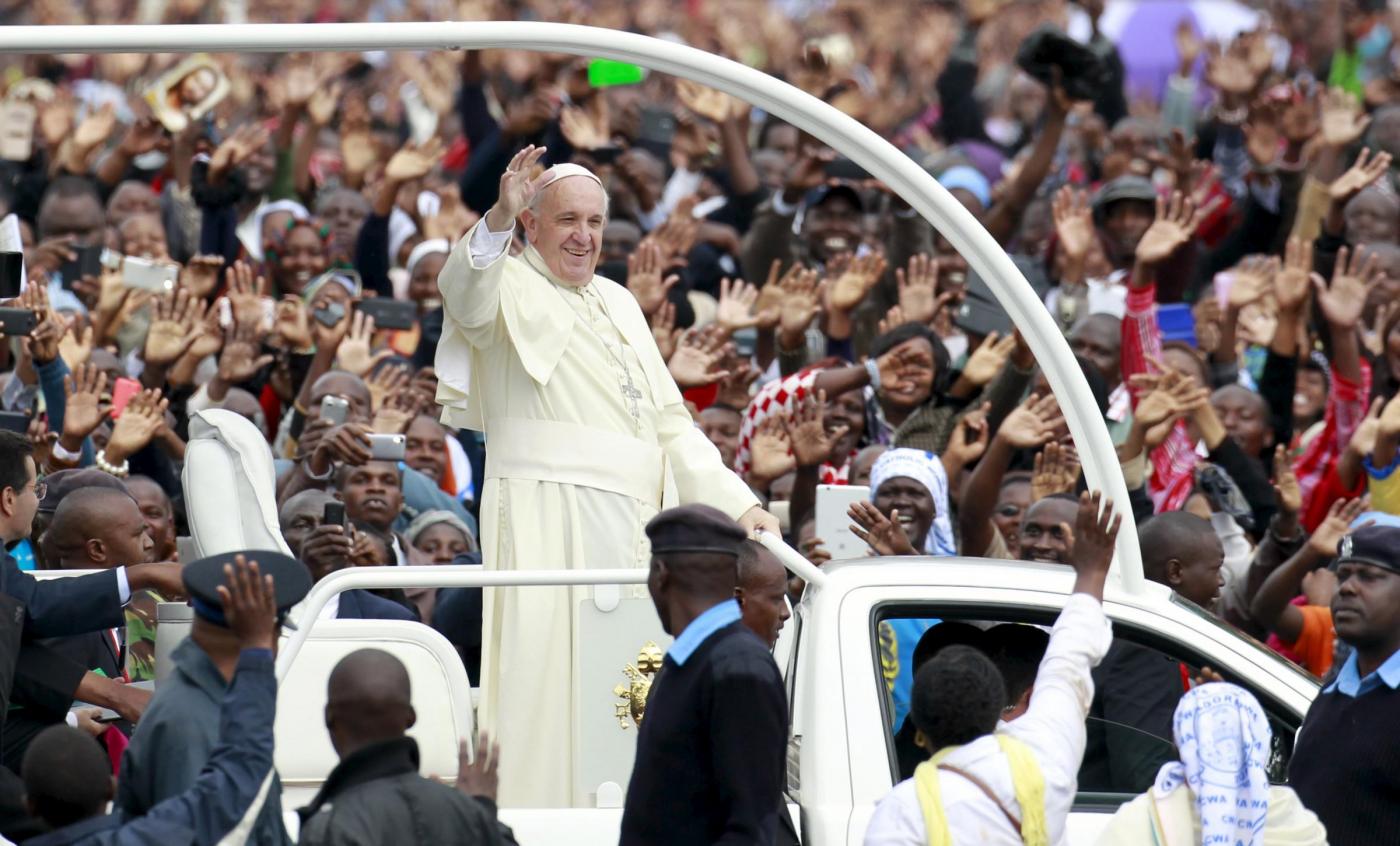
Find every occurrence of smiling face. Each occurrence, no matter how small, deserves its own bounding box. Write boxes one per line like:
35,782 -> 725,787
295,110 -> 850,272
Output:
118,213 -> 168,260
877,337 -> 937,411
873,476 -> 935,551
275,223 -> 329,297
520,176 -> 607,286
340,461 -> 404,532
803,195 -> 863,263
823,390 -> 866,465
699,406 -> 742,469
1345,191 -> 1400,246
404,415 -> 447,483
1018,497 -> 1079,564
126,476 -> 176,561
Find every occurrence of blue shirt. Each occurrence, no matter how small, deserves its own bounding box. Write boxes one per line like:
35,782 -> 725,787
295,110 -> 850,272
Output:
1324,647 -> 1400,697
668,599 -> 741,666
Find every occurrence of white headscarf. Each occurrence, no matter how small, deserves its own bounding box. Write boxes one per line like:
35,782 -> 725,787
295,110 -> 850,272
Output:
405,238 -> 450,277
246,199 -> 309,261
1154,683 -> 1272,846
868,448 -> 955,556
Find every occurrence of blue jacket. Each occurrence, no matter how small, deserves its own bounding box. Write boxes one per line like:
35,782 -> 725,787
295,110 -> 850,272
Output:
27,649 -> 277,846
338,589 -> 417,621
116,640 -> 291,845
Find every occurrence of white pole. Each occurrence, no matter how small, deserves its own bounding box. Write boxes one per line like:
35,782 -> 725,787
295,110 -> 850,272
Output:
2,22 -> 1143,590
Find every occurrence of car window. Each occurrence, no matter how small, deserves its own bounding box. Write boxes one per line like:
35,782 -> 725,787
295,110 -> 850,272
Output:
871,603 -> 1301,803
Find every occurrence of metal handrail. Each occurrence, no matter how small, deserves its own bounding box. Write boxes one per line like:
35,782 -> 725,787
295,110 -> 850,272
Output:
1,21 -> 1142,594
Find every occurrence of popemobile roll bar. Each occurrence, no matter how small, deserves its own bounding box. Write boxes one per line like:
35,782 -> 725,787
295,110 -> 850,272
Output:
0,22 -> 1145,678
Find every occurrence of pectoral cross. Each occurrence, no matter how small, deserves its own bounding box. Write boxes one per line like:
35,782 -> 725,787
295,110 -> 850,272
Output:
621,369 -> 644,421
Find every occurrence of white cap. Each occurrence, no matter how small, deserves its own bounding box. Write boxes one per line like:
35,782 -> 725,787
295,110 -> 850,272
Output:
539,163 -> 603,189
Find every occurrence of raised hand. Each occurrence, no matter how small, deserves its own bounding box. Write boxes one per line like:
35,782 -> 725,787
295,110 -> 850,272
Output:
217,323 -> 275,384
1136,191 -> 1212,266
715,361 -> 761,410
1308,496 -> 1369,558
106,388 -> 170,465
676,79 -> 745,124
365,362 -> 411,412
1273,237 -> 1313,312
384,137 -> 444,184
72,103 -> 117,152
180,254 -> 224,299
959,331 -> 1017,388
896,254 -> 947,325
1205,39 -> 1259,96
307,81 -> 343,128
1069,490 -> 1122,598
60,364 -> 109,450
1315,246 -> 1383,329
1273,444 -> 1301,516
339,98 -> 376,179
217,555 -> 279,650
997,394 -> 1065,449
1242,98 -> 1281,168
337,310 -> 392,377
1328,147 -> 1393,204
787,390 -> 848,468
57,320 -> 93,370
559,104 -> 611,151
775,265 -> 824,341
826,252 -> 887,313
273,295 -> 312,351
1279,86 -> 1320,146
943,404 -> 990,472
145,288 -> 203,367
715,277 -> 761,334
1032,441 -> 1081,500
118,117 -> 167,158
1227,255 -> 1278,310
1174,18 -> 1203,76
848,501 -> 917,557
873,342 -> 931,397
300,524 -> 352,581
649,301 -> 680,361
782,148 -> 835,203
209,124 -> 271,182
668,330 -> 731,388
1051,185 -> 1095,262
1320,87 -> 1371,148
372,390 -> 416,435
487,145 -> 549,230
748,416 -> 796,485
456,733 -> 501,802
626,242 -> 677,317
421,185 -> 479,242
225,261 -> 269,330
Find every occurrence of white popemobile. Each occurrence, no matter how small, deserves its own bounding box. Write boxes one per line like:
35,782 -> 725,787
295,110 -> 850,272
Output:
12,20 -> 1320,846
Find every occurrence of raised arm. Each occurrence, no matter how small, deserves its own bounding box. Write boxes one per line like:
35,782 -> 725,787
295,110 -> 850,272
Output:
958,394 -> 1062,557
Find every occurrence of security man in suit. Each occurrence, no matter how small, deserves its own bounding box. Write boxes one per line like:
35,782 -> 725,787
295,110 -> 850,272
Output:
116,549 -> 312,846
620,505 -> 788,846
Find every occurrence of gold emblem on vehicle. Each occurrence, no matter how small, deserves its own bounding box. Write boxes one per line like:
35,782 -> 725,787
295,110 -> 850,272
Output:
612,642 -> 664,729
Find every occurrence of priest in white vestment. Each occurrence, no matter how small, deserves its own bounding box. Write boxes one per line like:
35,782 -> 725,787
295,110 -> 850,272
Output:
434,146 -> 778,807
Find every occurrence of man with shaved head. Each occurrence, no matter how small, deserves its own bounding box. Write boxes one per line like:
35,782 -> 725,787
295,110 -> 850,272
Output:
436,146 -> 774,804
296,649 -> 509,846
735,539 -> 791,649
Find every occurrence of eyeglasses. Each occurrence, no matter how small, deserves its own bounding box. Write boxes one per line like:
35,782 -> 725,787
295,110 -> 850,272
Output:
30,481 -> 47,500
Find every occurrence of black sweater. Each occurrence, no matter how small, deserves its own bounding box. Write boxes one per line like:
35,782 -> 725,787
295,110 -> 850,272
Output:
1289,679 -> 1400,845
620,621 -> 787,846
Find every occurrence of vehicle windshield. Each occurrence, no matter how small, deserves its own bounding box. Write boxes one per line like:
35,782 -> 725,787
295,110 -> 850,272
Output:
1168,593 -> 1319,688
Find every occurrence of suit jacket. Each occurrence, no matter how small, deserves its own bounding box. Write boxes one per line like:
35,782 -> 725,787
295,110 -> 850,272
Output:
4,629 -> 124,771
1,552 -> 123,640
337,589 -> 417,622
620,621 -> 787,846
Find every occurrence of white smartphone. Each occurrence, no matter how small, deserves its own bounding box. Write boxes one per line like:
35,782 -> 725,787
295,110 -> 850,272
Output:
121,255 -> 179,293
216,295 -> 277,329
815,484 -> 872,561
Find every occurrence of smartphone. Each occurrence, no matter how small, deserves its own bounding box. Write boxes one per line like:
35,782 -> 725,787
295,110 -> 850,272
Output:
58,245 -> 103,285
0,411 -> 30,433
320,395 -> 349,426
121,255 -> 179,293
312,301 -> 346,328
367,433 -> 406,461
355,298 -> 417,331
824,158 -> 871,181
638,107 -> 677,146
322,501 -> 346,527
0,307 -> 36,336
815,484 -> 873,561
0,100 -> 36,162
217,296 -> 276,329
952,295 -> 1013,339
110,377 -> 142,419
0,251 -> 22,300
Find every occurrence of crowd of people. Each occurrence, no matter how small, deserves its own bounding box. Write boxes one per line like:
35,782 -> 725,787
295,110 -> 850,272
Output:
0,0 -> 1396,842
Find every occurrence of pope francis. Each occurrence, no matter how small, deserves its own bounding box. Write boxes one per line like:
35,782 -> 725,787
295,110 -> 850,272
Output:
435,146 -> 778,806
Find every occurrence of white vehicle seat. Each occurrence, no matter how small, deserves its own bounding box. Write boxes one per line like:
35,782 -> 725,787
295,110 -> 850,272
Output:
182,408 -> 291,558
276,619 -> 475,789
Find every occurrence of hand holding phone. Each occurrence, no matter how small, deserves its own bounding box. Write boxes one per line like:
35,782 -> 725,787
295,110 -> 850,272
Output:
110,377 -> 142,419
322,501 -> 346,527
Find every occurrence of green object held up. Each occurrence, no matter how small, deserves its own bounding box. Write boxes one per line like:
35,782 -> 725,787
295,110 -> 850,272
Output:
588,59 -> 645,88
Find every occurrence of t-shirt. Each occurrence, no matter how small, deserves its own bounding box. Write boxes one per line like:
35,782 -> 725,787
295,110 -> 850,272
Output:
1281,604 -> 1335,679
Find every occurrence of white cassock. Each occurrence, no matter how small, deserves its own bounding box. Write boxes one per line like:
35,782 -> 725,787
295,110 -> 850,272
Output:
435,201 -> 759,807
